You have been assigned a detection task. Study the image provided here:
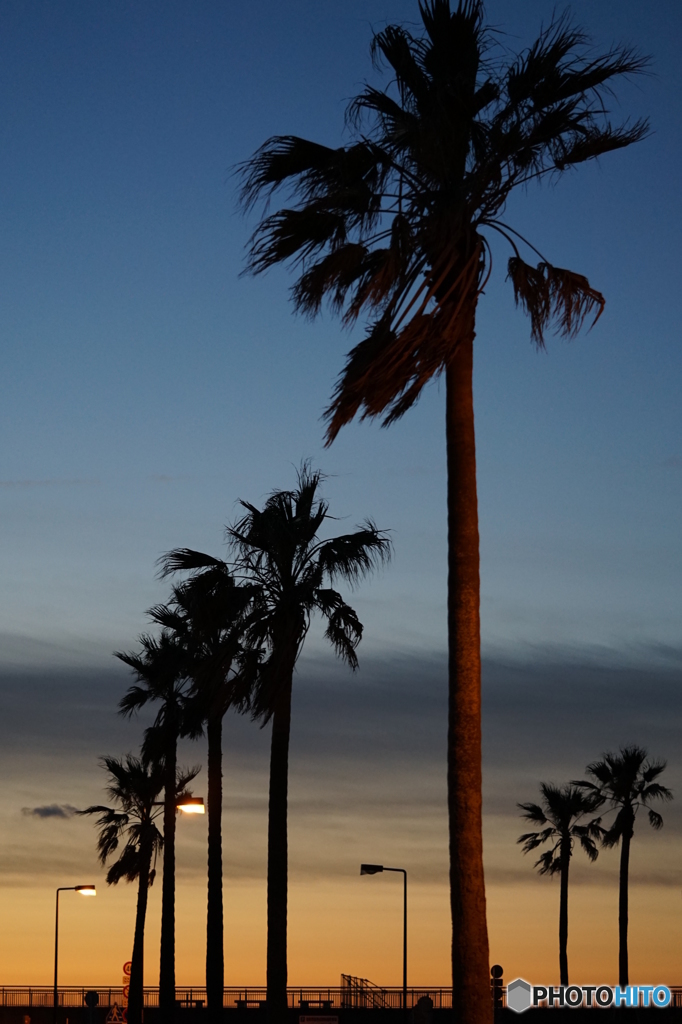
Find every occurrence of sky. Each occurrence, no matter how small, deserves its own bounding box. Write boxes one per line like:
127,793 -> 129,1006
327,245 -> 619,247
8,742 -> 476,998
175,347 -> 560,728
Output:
0,0 -> 681,992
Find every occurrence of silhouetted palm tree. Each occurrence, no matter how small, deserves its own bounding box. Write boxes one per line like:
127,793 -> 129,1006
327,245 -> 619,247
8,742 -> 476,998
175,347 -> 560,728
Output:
80,755 -> 165,1024
238,4 -> 648,1016
228,464 -> 389,1021
118,621 -> 195,1018
574,746 -> 672,986
518,784 -> 603,985
156,558 -> 260,1023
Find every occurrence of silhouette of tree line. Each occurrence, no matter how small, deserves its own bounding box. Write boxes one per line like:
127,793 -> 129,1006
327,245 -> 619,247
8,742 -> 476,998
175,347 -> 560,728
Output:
76,2 -> 649,1023
519,747 -> 672,988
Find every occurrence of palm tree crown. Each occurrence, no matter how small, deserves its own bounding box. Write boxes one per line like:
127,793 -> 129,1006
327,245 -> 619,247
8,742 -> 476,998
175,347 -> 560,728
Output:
80,754 -> 165,886
576,745 -> 672,844
240,0 -> 648,436
518,783 -> 603,875
229,463 -> 391,718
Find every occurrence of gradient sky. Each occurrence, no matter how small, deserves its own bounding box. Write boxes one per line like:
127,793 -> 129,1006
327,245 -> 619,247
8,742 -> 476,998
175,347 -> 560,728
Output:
0,0 -> 681,991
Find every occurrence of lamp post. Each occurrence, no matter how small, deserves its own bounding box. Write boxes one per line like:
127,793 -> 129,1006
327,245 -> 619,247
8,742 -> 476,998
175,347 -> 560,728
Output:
53,885 -> 96,1024
360,864 -> 407,1015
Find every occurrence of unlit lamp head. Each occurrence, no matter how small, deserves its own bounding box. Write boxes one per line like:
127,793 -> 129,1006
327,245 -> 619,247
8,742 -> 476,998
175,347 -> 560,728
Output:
360,864 -> 384,875
178,796 -> 205,814
75,885 -> 97,896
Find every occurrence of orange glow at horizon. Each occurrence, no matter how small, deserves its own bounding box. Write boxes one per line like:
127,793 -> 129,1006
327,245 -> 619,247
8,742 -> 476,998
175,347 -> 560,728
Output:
2,874 -> 682,988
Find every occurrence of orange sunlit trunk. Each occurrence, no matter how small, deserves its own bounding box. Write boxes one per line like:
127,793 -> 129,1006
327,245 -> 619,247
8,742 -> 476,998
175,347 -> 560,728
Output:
446,333 -> 492,1024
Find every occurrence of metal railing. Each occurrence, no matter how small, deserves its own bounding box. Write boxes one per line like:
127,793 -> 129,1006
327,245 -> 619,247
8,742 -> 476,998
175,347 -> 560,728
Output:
1,984 -> 682,1009
0,986 -> 453,1009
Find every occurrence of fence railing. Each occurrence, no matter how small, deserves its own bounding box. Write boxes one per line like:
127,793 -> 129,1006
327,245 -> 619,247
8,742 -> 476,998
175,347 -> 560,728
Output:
0,987 -> 452,1010
1,985 -> 682,1010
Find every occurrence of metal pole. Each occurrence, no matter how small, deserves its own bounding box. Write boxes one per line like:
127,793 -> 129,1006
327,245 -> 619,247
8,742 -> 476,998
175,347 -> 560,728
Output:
54,887 -> 77,1024
53,888 -> 60,1024
402,869 -> 407,1017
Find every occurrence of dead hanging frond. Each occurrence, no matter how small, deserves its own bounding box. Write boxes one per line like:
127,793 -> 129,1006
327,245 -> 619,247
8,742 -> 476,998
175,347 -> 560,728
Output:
324,243 -> 485,442
507,256 -> 604,347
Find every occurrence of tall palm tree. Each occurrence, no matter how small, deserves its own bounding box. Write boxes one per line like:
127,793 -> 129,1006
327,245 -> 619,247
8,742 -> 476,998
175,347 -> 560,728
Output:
117,620 -> 194,1018
156,559 -> 260,1024
227,464 -> 389,1021
518,784 -> 603,986
238,5 -> 648,1016
80,755 -> 165,1024
574,746 -> 672,986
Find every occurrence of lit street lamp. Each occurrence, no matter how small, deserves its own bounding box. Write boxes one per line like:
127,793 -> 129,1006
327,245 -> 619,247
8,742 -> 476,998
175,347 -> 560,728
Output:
360,864 -> 407,1014
53,885 -> 96,1024
152,795 -> 205,813
177,796 -> 205,814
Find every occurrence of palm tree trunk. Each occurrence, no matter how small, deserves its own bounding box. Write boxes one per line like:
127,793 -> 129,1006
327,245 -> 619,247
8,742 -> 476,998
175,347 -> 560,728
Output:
159,740 -> 178,1018
128,847 -> 152,1024
618,833 -> 631,987
266,683 -> 293,1024
206,714 -> 225,1023
445,336 -> 491,1024
559,849 -> 570,987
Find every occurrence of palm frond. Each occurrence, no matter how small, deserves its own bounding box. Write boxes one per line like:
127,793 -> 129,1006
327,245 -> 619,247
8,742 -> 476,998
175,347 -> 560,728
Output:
507,257 -> 604,347
534,846 -> 562,876
157,547 -> 228,578
642,781 -> 673,802
517,802 -> 547,826
238,136 -> 341,212
316,524 -> 392,585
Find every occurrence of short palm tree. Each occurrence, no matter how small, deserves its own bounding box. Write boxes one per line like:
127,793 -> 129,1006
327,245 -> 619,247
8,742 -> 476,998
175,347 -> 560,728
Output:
80,755 -> 165,1024
574,746 -> 672,986
518,784 -> 603,985
117,620 -> 194,1017
238,4 -> 648,1016
156,559 -> 260,1023
229,464 -> 390,1021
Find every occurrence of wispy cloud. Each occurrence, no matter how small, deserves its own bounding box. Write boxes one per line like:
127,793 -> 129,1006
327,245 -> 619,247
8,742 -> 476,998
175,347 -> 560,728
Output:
21,804 -> 79,819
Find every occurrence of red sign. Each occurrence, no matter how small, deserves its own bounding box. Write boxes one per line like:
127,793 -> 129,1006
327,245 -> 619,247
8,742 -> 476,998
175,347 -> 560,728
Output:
122,962 -> 132,976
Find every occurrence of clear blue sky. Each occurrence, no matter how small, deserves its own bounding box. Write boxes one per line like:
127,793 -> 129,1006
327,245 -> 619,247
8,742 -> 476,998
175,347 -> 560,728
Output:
0,0 -> 681,986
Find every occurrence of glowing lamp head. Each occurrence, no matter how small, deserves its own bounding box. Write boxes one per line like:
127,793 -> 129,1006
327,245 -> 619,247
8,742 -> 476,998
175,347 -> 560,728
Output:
178,796 -> 205,814
360,864 -> 384,875
75,885 -> 97,896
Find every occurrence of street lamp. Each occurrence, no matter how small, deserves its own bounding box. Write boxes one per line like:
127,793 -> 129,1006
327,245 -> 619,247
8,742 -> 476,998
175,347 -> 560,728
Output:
53,885 -> 96,1024
360,864 -> 407,1014
177,796 -> 205,814
152,795 -> 205,813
